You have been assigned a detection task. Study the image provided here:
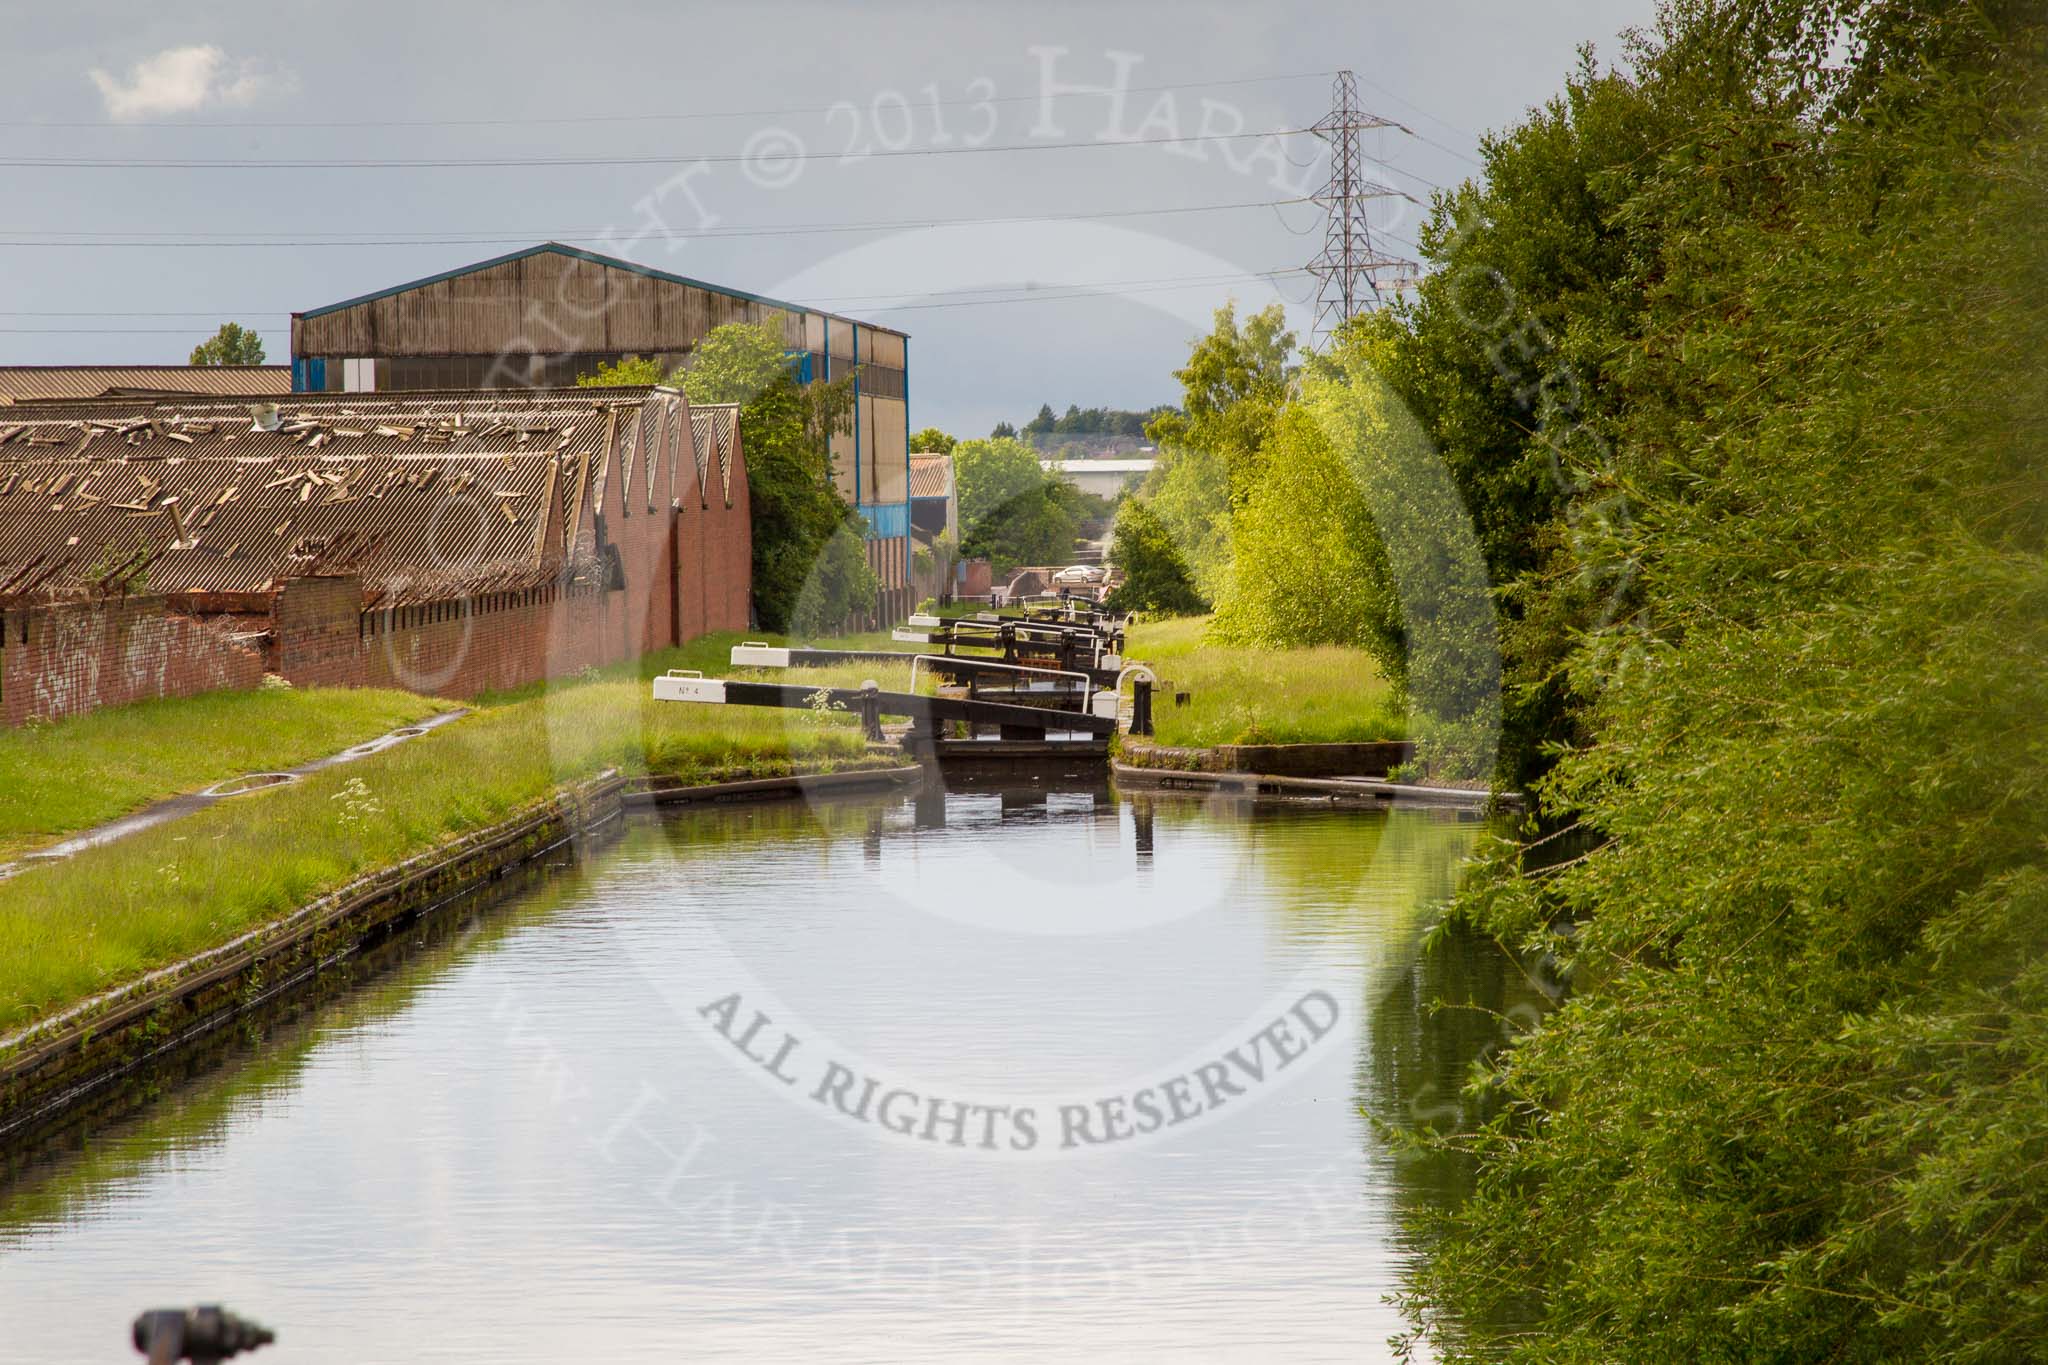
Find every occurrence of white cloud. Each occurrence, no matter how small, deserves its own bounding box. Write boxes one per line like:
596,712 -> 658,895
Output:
87,45 -> 290,121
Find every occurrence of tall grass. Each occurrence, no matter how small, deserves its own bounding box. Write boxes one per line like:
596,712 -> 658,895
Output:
0,687 -> 446,858
1127,615 -> 1405,747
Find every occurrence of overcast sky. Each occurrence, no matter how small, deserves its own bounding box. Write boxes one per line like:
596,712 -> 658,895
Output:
0,1 -> 1658,437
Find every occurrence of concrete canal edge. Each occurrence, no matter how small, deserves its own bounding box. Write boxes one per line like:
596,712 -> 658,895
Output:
1118,738 -> 1417,779
1111,759 -> 1522,813
625,764 -> 921,808
0,762 -> 921,1147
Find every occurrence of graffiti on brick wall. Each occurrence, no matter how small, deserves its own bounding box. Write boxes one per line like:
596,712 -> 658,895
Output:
10,601 -> 262,725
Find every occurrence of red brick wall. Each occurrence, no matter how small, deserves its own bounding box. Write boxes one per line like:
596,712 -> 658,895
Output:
714,456 -> 752,630
669,476 -> 751,642
605,461 -> 668,660
302,492 -> 749,702
711,519 -> 749,630
274,576 -> 366,688
590,399 -> 751,651
356,584 -> 618,697
673,501 -> 705,645
0,596 -> 264,726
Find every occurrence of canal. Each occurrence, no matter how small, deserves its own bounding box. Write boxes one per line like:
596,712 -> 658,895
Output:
0,784 -> 1542,1363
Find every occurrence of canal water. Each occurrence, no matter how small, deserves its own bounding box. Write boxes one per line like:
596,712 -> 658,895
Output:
0,785 -> 1541,1363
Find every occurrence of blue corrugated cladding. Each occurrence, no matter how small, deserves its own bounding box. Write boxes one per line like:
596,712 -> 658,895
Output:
861,502 -> 910,539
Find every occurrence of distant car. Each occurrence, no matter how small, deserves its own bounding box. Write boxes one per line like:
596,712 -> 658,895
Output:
1052,564 -> 1106,585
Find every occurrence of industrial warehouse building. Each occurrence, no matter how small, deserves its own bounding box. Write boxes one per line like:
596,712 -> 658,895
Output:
289,242 -> 914,618
0,386 -> 747,724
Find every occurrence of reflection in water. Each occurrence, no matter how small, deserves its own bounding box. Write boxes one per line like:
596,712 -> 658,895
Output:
0,784 -> 1528,1364
1362,920 -> 1559,1228
1357,917 -> 1562,1345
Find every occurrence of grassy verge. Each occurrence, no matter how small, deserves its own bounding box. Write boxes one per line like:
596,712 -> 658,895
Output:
1126,615 -> 1405,748
0,637 -> 921,1034
0,687 -> 448,859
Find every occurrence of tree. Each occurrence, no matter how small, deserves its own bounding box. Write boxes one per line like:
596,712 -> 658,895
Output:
953,436 -> 1081,570
578,355 -> 665,387
1128,304 -> 1298,613
1104,498 -> 1204,616
1049,477 -> 1111,540
676,322 -> 875,633
1135,438 -> 1233,603
1209,399 -> 1401,676
677,322 -> 802,405
909,426 -> 957,455
189,322 -> 265,366
998,405 -> 1176,445
1335,39 -> 1682,784
1146,302 -> 1296,506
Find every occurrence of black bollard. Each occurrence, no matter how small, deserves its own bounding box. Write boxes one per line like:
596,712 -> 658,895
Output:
1132,678 -> 1154,737
857,679 -> 884,742
133,1306 -> 274,1364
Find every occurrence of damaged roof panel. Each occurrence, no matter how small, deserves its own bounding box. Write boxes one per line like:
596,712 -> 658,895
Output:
0,366 -> 292,404
0,387 -> 702,606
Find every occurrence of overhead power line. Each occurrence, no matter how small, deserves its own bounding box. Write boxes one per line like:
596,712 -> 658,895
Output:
4,71 -> 1334,131
0,267 -> 1313,331
0,197 -> 1314,248
0,127 -> 1315,171
1371,160 -> 1451,193
1347,71 -> 1484,151
862,273 -> 1310,314
805,268 -> 1308,308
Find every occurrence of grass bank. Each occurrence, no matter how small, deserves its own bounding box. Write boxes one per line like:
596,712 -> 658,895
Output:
1126,615 -> 1404,748
0,632 -> 916,1034
0,687 -> 448,860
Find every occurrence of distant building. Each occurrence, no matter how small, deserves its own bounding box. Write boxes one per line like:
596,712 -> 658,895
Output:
957,557 -> 993,600
289,242 -> 914,620
909,452 -> 974,604
908,453 -> 957,547
0,365 -> 290,404
1039,458 -> 1155,499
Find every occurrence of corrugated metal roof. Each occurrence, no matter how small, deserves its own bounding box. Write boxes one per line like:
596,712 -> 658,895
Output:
294,242 -> 909,339
0,452 -> 561,598
909,454 -> 953,499
0,387 -> 694,605
0,366 -> 291,403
